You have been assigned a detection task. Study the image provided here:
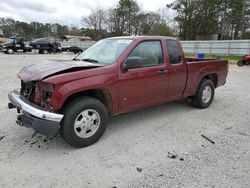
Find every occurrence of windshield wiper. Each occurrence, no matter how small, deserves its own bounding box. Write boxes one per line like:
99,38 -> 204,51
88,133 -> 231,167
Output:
81,58 -> 98,63
73,58 -> 105,66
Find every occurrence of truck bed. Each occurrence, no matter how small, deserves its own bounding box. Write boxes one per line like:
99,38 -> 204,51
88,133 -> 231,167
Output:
183,58 -> 228,98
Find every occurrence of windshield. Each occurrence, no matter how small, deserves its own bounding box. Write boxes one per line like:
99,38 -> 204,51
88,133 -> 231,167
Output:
7,38 -> 15,43
75,38 -> 133,65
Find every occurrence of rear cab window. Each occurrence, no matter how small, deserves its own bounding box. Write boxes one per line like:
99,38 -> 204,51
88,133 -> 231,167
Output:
166,40 -> 182,65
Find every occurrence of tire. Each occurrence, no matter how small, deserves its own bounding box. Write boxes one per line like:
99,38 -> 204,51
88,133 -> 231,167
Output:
7,48 -> 14,54
192,79 -> 215,109
42,49 -> 49,54
60,96 -> 108,148
237,60 -> 243,67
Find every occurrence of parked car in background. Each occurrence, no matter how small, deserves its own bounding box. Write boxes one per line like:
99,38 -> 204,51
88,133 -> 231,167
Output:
61,45 -> 83,54
0,37 -> 32,54
8,36 -> 228,147
29,38 -> 61,54
0,37 -> 61,54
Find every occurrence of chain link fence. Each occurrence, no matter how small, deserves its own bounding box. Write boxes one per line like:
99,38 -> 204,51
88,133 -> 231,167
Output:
180,40 -> 250,55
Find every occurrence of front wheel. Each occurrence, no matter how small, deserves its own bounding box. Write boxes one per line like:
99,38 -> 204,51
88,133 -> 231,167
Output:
60,97 -> 108,148
7,48 -> 14,54
192,79 -> 215,109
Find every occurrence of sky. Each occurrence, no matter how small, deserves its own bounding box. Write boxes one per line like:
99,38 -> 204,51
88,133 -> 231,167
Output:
0,0 -> 174,26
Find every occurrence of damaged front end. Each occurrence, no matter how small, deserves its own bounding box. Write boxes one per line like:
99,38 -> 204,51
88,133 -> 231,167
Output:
8,59 -> 103,137
20,80 -> 55,111
8,80 -> 63,137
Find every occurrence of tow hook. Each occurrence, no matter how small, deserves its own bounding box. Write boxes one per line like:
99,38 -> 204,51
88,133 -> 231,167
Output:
16,115 -> 23,126
8,103 -> 16,109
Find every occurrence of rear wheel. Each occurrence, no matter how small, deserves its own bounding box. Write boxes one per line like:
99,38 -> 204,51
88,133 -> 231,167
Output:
192,79 -> 215,109
237,60 -> 243,66
42,49 -> 49,54
60,97 -> 108,148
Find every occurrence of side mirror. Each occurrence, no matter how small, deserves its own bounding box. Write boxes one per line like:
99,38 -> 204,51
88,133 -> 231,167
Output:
122,56 -> 144,70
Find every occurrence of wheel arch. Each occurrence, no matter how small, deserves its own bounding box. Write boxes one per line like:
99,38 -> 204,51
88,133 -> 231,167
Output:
201,73 -> 218,88
61,89 -> 113,115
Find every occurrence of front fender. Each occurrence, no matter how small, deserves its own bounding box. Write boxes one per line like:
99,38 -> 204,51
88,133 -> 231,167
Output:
49,74 -> 117,112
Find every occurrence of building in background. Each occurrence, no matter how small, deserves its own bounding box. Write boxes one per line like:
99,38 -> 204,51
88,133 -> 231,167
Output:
62,35 -> 92,43
61,35 -> 94,49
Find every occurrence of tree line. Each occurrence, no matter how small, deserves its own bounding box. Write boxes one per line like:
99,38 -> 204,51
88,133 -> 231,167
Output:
0,0 -> 249,41
0,0 -> 173,41
82,0 -> 173,40
0,18 -> 88,41
168,0 -> 250,40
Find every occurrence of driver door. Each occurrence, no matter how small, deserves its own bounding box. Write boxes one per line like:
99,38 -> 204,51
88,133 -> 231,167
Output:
14,38 -> 23,50
117,40 -> 169,113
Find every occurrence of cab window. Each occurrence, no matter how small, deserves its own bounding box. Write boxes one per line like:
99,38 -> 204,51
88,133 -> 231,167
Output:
166,40 -> 182,64
129,41 -> 163,67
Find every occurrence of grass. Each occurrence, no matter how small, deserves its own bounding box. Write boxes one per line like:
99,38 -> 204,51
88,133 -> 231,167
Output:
185,53 -> 242,64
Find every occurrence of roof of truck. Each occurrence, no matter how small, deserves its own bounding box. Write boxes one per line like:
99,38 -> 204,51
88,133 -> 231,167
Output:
107,36 -> 177,40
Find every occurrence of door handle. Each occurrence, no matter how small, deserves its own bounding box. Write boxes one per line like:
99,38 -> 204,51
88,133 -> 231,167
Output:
157,69 -> 168,75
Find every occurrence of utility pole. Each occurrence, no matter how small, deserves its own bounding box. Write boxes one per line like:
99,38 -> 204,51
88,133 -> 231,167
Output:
0,25 -> 3,36
240,0 -> 246,39
221,0 -> 228,40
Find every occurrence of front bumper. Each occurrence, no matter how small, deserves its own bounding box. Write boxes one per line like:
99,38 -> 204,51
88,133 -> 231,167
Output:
0,48 -> 7,52
8,90 -> 64,137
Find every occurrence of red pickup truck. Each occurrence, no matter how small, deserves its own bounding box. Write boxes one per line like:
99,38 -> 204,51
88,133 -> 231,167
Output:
8,36 -> 228,147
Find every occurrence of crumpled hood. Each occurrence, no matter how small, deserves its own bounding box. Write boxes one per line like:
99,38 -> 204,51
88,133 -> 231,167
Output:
18,59 -> 103,82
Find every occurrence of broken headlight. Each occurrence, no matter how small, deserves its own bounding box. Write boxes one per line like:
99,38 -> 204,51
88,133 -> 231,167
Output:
35,82 -> 55,110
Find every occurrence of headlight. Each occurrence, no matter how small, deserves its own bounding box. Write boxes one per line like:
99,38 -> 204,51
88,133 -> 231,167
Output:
34,82 -> 54,109
41,83 -> 54,102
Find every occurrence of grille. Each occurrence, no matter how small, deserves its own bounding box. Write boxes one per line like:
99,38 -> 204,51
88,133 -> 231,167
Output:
20,80 -> 36,103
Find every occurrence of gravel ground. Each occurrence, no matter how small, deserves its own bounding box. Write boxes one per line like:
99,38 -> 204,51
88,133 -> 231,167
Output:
0,53 -> 249,188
